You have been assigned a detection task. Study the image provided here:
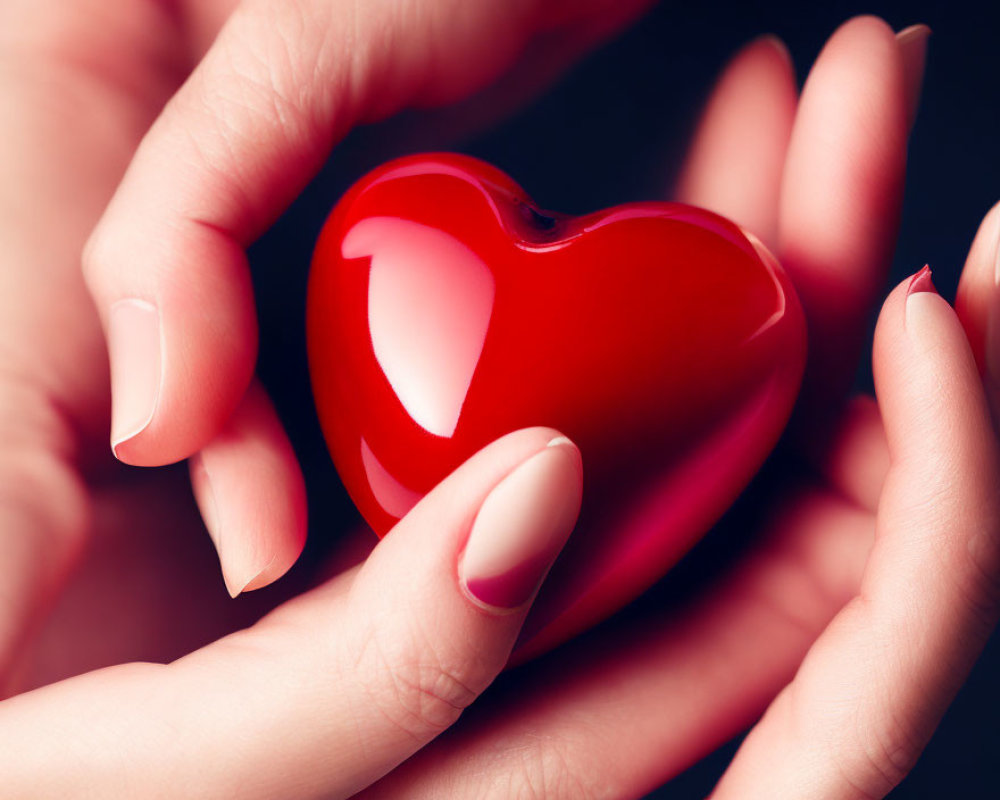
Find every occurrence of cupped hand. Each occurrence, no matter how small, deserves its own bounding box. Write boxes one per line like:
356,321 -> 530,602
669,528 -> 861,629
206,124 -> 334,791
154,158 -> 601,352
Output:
0,0 -> 648,667
358,16 -> 1000,800
81,0 -> 655,594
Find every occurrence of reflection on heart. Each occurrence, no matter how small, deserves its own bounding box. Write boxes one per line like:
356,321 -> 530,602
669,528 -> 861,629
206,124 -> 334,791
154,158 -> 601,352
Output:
345,217 -> 496,440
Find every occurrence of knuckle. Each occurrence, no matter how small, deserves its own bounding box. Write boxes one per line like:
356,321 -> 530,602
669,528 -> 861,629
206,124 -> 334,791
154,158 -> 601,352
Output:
205,0 -> 330,139
351,626 -> 479,742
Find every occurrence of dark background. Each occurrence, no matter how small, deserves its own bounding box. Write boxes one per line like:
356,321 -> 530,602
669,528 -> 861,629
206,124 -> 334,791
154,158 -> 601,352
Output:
248,1 -> 1000,797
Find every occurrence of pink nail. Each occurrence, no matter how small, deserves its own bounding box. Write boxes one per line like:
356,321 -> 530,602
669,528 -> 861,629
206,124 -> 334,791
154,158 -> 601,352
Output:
459,436 -> 582,612
109,299 -> 161,456
906,264 -> 937,296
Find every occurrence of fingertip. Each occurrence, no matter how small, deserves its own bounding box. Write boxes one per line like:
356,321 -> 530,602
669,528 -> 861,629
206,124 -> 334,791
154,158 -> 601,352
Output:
874,267 -> 986,455
89,221 -> 259,467
779,12 -> 909,425
676,31 -> 798,246
830,13 -> 897,47
875,266 -> 943,346
545,432 -> 583,480
354,427 -> 582,623
107,298 -> 162,462
189,382 -> 307,598
227,553 -> 282,599
459,437 -> 583,614
955,200 -> 1000,375
902,265 -> 948,335
896,23 -> 930,130
752,34 -> 794,75
905,263 -> 936,297
800,15 -> 899,100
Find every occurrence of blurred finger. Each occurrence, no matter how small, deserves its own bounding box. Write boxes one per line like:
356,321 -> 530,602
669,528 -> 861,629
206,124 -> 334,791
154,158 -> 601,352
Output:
713,270 -> 1000,799
675,35 -> 797,249
0,379 -> 88,683
816,394 -> 888,514
954,201 -> 1000,410
779,18 -> 926,441
189,380 -> 307,596
898,24 -> 930,130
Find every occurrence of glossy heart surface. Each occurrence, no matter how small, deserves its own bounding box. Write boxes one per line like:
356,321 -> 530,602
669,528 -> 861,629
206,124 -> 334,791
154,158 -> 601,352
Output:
307,153 -> 806,662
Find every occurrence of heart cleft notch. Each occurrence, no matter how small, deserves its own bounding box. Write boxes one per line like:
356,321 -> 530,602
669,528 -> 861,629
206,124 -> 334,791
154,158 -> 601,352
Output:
514,199 -> 565,244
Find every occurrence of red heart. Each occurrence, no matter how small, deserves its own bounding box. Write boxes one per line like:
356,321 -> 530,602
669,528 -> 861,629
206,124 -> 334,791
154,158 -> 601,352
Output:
307,153 -> 806,662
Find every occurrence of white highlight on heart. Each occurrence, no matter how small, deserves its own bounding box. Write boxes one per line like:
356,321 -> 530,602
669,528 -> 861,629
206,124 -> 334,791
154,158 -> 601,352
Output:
343,217 -> 496,438
360,437 -> 422,519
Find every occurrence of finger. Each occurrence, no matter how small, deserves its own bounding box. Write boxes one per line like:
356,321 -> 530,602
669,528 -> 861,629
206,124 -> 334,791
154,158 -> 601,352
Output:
816,394 -> 888,514
363,3 -> 658,152
359,484 -> 873,799
954,201 -> 1000,409
712,270 -> 1000,799
897,24 -> 930,131
188,380 -> 307,597
0,379 -> 89,681
0,428 -> 582,799
81,0 -> 651,467
675,35 -> 798,248
779,18 -> 928,441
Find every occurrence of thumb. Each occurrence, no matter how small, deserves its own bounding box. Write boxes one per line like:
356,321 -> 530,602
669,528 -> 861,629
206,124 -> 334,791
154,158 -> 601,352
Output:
0,428 -> 582,798
334,429 -> 583,773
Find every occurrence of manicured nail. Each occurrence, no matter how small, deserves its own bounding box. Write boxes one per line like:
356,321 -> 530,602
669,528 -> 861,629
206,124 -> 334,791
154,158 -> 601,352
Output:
109,298 -> 161,457
459,436 -> 582,612
905,265 -> 940,333
190,452 -> 276,598
907,264 -> 936,297
229,555 -> 279,598
897,24 -> 930,131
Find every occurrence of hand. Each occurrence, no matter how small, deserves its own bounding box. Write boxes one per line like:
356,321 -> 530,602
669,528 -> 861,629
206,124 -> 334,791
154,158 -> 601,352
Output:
3,422 -> 588,798
355,17 -> 1000,800
0,0 -> 637,793
80,0 -> 654,594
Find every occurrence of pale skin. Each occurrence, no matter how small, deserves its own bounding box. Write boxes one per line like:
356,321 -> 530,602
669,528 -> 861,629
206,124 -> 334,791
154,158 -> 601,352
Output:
0,1 -> 997,797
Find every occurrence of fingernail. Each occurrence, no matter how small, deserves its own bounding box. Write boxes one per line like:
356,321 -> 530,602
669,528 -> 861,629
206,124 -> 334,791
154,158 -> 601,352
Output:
905,265 -> 939,331
190,452 -> 276,598
459,436 -> 582,612
229,555 -> 279,598
109,299 -> 161,457
907,264 -> 937,297
985,221 -> 1000,387
190,452 -> 221,544
897,24 -> 930,131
